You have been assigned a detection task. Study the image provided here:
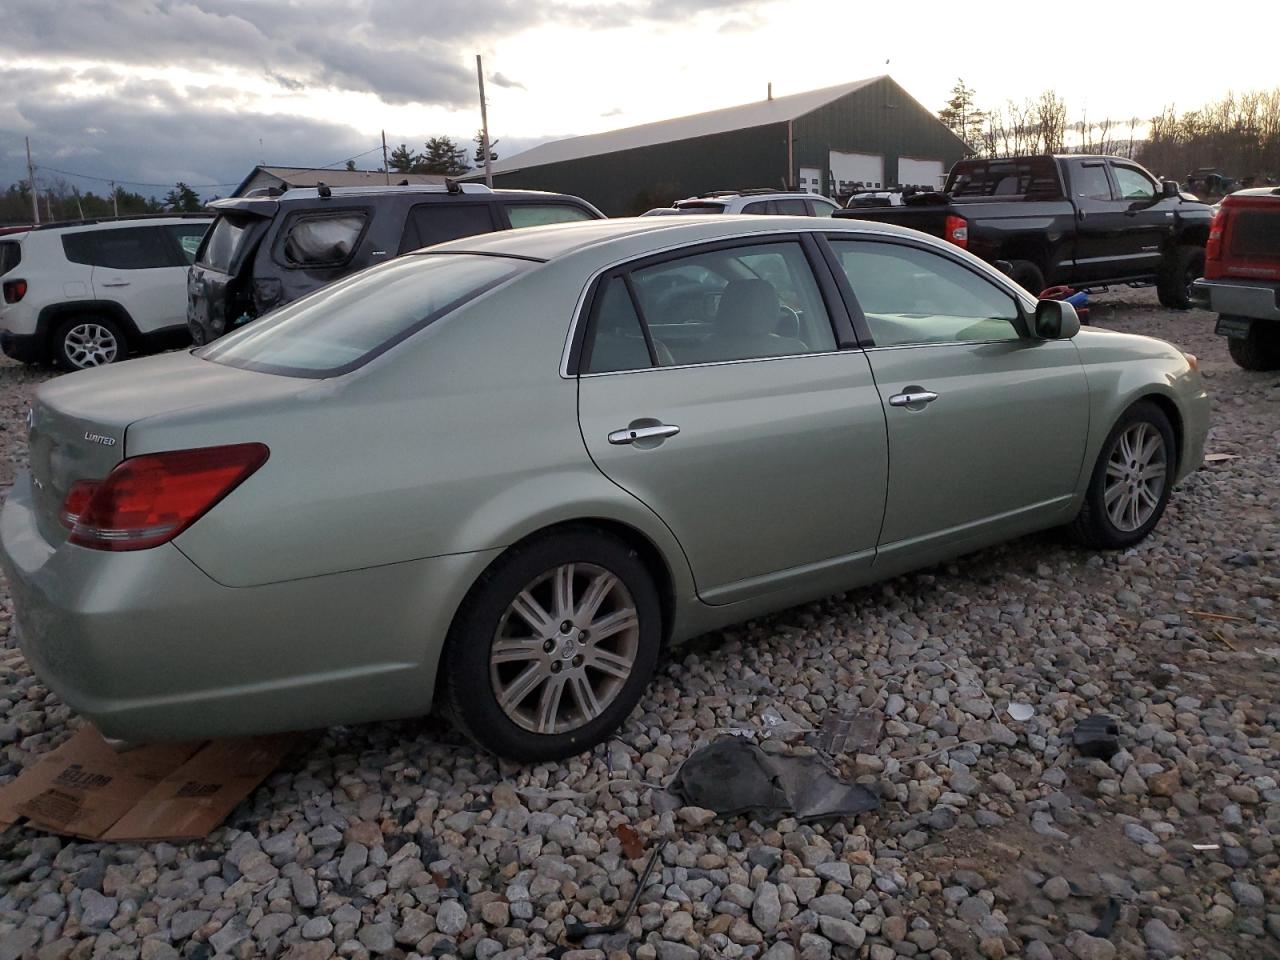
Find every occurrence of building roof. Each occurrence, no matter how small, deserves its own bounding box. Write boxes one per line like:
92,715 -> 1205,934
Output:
487,76 -> 887,176
233,165 -> 447,197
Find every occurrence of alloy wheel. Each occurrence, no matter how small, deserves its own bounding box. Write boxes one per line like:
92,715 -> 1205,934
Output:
64,323 -> 120,368
489,562 -> 640,735
1103,422 -> 1167,532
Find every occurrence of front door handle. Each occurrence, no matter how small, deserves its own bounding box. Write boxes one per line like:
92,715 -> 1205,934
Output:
609,423 -> 680,445
99,279 -> 130,287
888,390 -> 939,407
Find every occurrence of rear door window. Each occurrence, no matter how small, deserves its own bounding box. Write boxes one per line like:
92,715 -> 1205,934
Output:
400,203 -> 498,252
1070,164 -> 1115,201
167,223 -> 210,264
505,203 -> 595,229
279,212 -> 368,267
773,198 -> 810,215
62,226 -> 180,269
740,201 -> 771,215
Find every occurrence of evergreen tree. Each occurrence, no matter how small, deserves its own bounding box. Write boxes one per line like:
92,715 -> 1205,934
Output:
938,79 -> 984,148
388,143 -> 420,173
473,129 -> 499,166
420,136 -> 470,176
164,182 -> 201,212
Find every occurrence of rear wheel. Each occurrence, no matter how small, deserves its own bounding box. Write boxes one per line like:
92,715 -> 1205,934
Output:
1008,259 -> 1045,297
1070,401 -> 1175,549
441,529 -> 662,761
53,317 -> 127,371
1226,322 -> 1280,371
1156,245 -> 1203,310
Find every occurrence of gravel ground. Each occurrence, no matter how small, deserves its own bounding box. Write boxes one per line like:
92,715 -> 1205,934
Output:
0,292 -> 1277,960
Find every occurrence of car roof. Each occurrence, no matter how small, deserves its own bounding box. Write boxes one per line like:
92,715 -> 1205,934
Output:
425,213 -> 935,264
1225,186 -> 1280,200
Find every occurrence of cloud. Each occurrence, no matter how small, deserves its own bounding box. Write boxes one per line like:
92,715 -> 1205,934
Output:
0,0 -> 765,105
490,72 -> 526,90
600,107 -> 624,117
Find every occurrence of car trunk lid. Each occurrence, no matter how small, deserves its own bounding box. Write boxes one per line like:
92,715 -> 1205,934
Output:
26,352 -> 311,546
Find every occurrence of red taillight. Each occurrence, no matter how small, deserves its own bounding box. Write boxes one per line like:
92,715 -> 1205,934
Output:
944,215 -> 969,249
2,279 -> 26,303
59,480 -> 100,529
67,443 -> 269,551
1204,208 -> 1226,279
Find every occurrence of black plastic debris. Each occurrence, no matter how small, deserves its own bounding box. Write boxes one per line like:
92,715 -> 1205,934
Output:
671,737 -> 880,822
1073,714 -> 1120,760
1090,896 -> 1121,938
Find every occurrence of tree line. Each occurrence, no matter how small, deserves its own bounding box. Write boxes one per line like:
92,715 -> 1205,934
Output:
939,80 -> 1280,182
387,132 -> 496,176
0,179 -> 204,225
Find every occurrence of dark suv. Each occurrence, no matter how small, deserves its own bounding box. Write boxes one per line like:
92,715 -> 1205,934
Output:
187,183 -> 603,342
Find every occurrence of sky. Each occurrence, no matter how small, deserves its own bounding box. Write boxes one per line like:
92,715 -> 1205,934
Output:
2,0 -> 1276,199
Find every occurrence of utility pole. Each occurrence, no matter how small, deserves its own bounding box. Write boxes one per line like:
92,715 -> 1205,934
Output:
45,191 -> 53,222
381,130 -> 390,185
110,181 -> 119,217
73,185 -> 85,220
25,136 -> 39,224
476,54 -> 493,188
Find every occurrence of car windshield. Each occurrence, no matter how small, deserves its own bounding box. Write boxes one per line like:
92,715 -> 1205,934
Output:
197,253 -> 531,377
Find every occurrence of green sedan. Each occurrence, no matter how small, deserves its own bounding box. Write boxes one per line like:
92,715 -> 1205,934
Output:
0,217 -> 1209,760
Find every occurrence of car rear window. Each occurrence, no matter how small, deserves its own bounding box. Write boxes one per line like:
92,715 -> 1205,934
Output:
198,215 -> 255,273
197,253 -> 530,378
0,240 -> 19,275
1231,208 -> 1280,258
947,158 -> 1064,200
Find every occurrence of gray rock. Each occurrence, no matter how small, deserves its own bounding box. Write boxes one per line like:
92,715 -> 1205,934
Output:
752,881 -> 781,934
1231,881 -> 1264,908
302,917 -> 333,940
357,921 -> 395,953
79,889 -> 118,929
1143,918 -> 1183,956
818,915 -> 865,948
436,898 -> 468,936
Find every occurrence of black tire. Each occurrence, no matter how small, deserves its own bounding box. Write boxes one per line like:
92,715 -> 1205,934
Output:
1225,322 -> 1280,371
1156,245 -> 1204,310
440,528 -> 662,762
52,316 -> 128,371
187,318 -> 208,347
1070,400 -> 1176,549
1008,259 -> 1046,297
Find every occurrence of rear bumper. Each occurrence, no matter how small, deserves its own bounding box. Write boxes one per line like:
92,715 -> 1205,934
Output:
1,472 -> 498,743
1192,278 -> 1280,322
1,330 -> 43,364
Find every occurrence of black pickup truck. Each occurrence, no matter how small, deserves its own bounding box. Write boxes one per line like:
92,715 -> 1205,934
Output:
835,155 -> 1214,307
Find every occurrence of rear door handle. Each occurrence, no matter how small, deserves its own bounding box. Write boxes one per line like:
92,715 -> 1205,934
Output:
888,390 -> 939,407
99,279 -> 130,287
609,423 -> 680,445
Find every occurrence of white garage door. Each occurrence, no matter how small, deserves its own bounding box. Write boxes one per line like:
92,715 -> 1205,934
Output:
829,151 -> 884,193
898,158 -> 946,190
798,167 -> 823,195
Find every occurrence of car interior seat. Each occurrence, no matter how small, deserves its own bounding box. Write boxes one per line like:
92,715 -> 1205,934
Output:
712,279 -> 808,360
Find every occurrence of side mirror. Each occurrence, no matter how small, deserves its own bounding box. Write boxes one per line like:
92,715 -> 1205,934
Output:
1033,299 -> 1081,340
1161,180 -> 1180,198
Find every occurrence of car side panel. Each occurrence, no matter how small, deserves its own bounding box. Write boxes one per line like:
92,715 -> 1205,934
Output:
162,264 -> 697,606
1068,329 -> 1209,489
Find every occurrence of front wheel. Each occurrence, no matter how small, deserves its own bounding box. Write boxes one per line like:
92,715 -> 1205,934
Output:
53,317 -> 128,371
1070,401 -> 1176,549
440,529 -> 662,761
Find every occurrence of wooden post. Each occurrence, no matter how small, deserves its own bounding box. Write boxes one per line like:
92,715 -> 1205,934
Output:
25,136 -> 39,224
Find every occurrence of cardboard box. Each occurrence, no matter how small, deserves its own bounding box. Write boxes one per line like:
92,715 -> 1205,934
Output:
0,726 -> 296,841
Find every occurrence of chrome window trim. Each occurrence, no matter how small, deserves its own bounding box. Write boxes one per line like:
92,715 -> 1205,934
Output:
557,224 -> 1035,378
577,347 -> 850,378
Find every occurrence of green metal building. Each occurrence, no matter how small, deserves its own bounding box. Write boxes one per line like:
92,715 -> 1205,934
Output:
481,75 -> 968,216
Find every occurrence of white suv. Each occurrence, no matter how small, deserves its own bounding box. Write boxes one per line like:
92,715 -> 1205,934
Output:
641,191 -> 841,216
0,215 -> 211,370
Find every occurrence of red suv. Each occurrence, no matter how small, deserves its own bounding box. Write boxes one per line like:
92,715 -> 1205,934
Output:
1193,187 -> 1280,369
